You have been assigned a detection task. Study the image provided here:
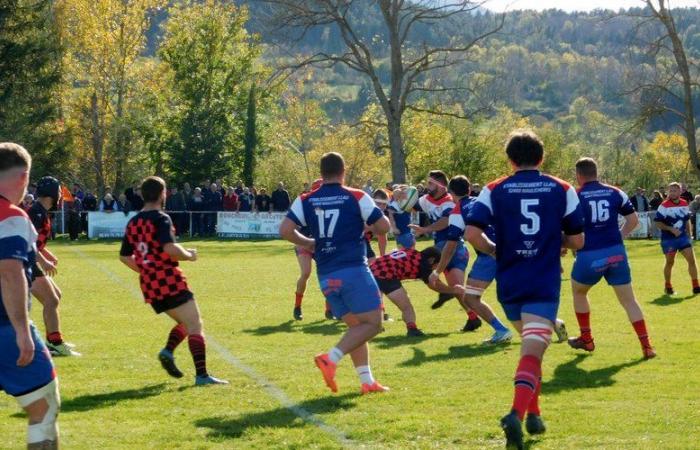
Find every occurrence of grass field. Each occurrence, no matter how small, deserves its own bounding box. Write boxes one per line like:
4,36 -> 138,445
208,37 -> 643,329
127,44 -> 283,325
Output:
1,238 -> 699,449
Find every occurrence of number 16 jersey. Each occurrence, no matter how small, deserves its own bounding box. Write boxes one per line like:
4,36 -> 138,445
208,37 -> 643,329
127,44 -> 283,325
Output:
467,170 -> 584,304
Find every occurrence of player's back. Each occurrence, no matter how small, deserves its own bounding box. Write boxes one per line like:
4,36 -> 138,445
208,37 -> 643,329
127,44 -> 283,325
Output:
124,210 -> 179,273
474,170 -> 582,303
578,181 -> 633,251
289,183 -> 380,275
370,249 -> 424,281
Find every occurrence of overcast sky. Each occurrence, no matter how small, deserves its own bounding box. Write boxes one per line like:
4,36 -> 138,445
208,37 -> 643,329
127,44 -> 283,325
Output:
484,0 -> 699,12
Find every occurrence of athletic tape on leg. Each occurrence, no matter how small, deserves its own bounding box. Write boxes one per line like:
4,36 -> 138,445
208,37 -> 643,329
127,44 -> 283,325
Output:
16,379 -> 60,444
464,285 -> 485,297
521,322 -> 552,345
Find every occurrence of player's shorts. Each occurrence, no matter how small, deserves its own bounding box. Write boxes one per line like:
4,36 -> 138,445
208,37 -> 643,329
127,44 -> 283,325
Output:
319,266 -> 382,318
376,278 -> 403,295
500,300 -> 559,324
365,240 -> 376,260
150,290 -> 194,314
661,234 -> 692,254
396,232 -> 415,249
435,240 -> 468,272
294,246 -> 313,258
572,244 -> 631,286
468,253 -> 497,283
0,322 -> 56,397
30,262 -> 45,281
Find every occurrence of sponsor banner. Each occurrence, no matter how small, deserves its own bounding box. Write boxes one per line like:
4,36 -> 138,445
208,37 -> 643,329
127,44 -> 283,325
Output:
217,212 -> 285,239
626,211 -> 649,239
87,211 -> 137,238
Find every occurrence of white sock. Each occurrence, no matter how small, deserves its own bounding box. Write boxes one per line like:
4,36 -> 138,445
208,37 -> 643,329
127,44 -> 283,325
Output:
328,347 -> 344,364
356,365 -> 375,385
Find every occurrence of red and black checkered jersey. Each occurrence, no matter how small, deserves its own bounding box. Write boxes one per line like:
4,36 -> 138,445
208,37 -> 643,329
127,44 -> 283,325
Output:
28,202 -> 51,252
120,210 -> 189,303
369,249 -> 432,284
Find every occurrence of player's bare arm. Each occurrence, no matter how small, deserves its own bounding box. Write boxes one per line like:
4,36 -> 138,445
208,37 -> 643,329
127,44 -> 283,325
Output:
466,225 -> 496,257
119,255 -> 140,273
0,258 -> 34,366
279,217 -> 315,251
36,251 -> 57,277
562,232 -> 585,250
686,219 -> 693,238
429,278 -> 465,296
620,212 -> 639,239
655,220 -> 682,237
387,210 -> 400,235
368,215 -> 390,236
163,242 -> 197,262
41,247 -> 58,265
429,241 -> 457,286
410,216 -> 448,236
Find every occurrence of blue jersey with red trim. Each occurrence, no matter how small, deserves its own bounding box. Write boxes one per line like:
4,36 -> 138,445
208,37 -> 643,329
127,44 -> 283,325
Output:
577,181 -> 635,252
466,170 -> 584,304
287,183 -> 384,275
447,196 -> 496,245
0,195 -> 37,325
417,193 -> 454,243
655,198 -> 691,240
388,200 -> 411,234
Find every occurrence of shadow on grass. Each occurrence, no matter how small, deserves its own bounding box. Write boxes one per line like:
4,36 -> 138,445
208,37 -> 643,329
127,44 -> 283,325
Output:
651,294 -> 695,306
398,343 -> 506,367
543,354 -> 643,394
372,332 -> 452,349
242,319 -> 344,337
195,394 -> 357,440
60,383 -> 168,413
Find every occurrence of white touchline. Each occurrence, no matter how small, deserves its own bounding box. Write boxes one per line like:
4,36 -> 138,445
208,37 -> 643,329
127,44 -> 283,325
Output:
68,247 -> 356,448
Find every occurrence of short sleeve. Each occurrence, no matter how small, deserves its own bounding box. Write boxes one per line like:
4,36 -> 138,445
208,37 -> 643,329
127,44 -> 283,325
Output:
357,192 -> 383,225
0,215 -> 35,263
440,201 -> 455,218
618,190 -> 635,216
157,214 -> 175,245
119,234 -> 133,257
654,207 -> 666,222
286,197 -> 306,227
562,186 -> 585,235
466,188 -> 494,230
447,211 -> 465,241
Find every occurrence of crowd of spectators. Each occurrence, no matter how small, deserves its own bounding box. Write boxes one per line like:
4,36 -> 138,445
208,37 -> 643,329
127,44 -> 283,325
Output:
627,184 -> 699,239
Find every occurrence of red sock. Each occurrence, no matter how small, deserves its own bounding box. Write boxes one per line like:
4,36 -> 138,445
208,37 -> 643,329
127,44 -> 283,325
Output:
693,279 -> 699,289
665,281 -> 673,289
632,320 -> 651,348
381,302 -> 386,312
406,322 -> 417,330
188,334 -> 208,377
512,355 -> 541,420
165,324 -> 187,352
527,377 -> 542,416
467,310 -> 478,320
294,292 -> 303,308
575,311 -> 592,341
47,332 -> 63,346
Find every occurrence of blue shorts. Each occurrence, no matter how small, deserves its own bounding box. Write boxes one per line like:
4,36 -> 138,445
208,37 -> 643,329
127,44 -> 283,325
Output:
500,301 -> 559,324
435,240 -> 469,272
572,244 -> 631,286
396,232 -> 415,249
0,323 -> 55,397
661,235 -> 692,254
468,253 -> 497,283
319,266 -> 382,319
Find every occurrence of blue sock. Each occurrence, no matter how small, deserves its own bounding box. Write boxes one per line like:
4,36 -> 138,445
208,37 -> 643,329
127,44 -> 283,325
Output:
490,317 -> 508,332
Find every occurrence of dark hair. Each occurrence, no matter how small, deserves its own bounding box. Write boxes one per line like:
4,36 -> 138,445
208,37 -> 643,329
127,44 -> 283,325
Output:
141,176 -> 166,203
320,152 -> 345,178
448,175 -> 470,197
428,170 -> 448,186
420,246 -> 442,264
0,142 -> 31,172
505,130 -> 544,167
372,189 -> 389,201
575,157 -> 598,179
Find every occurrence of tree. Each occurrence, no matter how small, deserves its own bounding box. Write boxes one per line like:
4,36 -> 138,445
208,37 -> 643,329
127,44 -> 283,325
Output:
264,0 -> 504,183
159,0 -> 260,184
243,85 -> 257,187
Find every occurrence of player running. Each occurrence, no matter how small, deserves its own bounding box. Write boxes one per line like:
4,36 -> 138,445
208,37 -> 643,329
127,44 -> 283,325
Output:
466,130 -> 585,449
370,246 -> 467,337
654,182 -> 700,295
280,152 -> 391,395
408,171 -> 481,331
119,176 -> 227,386
429,175 -> 512,344
28,176 -> 80,356
0,143 -> 61,449
568,158 -> 655,359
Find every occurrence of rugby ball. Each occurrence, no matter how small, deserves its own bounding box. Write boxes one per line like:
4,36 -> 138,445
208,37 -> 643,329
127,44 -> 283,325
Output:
395,186 -> 419,212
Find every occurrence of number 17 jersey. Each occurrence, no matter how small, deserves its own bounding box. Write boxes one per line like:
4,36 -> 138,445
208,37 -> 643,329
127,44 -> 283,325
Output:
467,170 -> 584,304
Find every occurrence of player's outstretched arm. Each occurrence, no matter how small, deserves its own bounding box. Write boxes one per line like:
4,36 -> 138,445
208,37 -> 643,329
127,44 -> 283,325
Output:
163,243 -> 197,262
0,259 -> 34,366
279,217 -> 315,250
119,255 -> 140,273
466,225 -> 496,257
620,212 -> 639,239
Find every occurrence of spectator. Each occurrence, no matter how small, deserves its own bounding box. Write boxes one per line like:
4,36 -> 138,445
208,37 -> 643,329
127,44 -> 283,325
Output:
215,179 -> 225,194
471,183 -> 482,196
271,181 -> 291,212
363,179 -> 374,195
117,193 -> 131,213
188,187 -> 205,236
255,188 -> 272,212
99,193 -> 119,212
124,180 -> 139,205
27,182 -> 37,196
83,191 -> 98,211
384,182 -> 393,192
302,182 -> 310,194
649,190 -> 663,211
251,186 -> 258,198
681,183 -> 694,203
72,183 -> 84,201
630,187 -> 649,212
67,196 -> 82,240
22,193 -> 34,211
223,187 -> 239,211
131,188 -> 144,211
234,180 -> 244,196
206,183 -> 223,234
238,187 -> 254,212
182,182 -> 193,205
690,195 -> 700,239
166,186 -> 187,236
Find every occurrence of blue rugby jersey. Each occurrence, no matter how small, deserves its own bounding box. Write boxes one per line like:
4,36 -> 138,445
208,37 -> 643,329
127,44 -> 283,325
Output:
577,181 -> 635,252
416,193 -> 454,243
655,198 -> 691,240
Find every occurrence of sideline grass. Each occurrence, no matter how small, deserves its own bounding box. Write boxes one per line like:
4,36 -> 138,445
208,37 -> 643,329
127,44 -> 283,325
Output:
1,239 -> 699,449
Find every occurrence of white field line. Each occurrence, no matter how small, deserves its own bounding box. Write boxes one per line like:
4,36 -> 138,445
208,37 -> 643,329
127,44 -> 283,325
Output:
69,247 -> 356,448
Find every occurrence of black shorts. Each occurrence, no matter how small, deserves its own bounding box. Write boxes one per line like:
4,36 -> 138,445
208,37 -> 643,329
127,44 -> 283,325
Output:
376,278 -> 402,295
30,262 -> 45,282
150,290 -> 194,314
